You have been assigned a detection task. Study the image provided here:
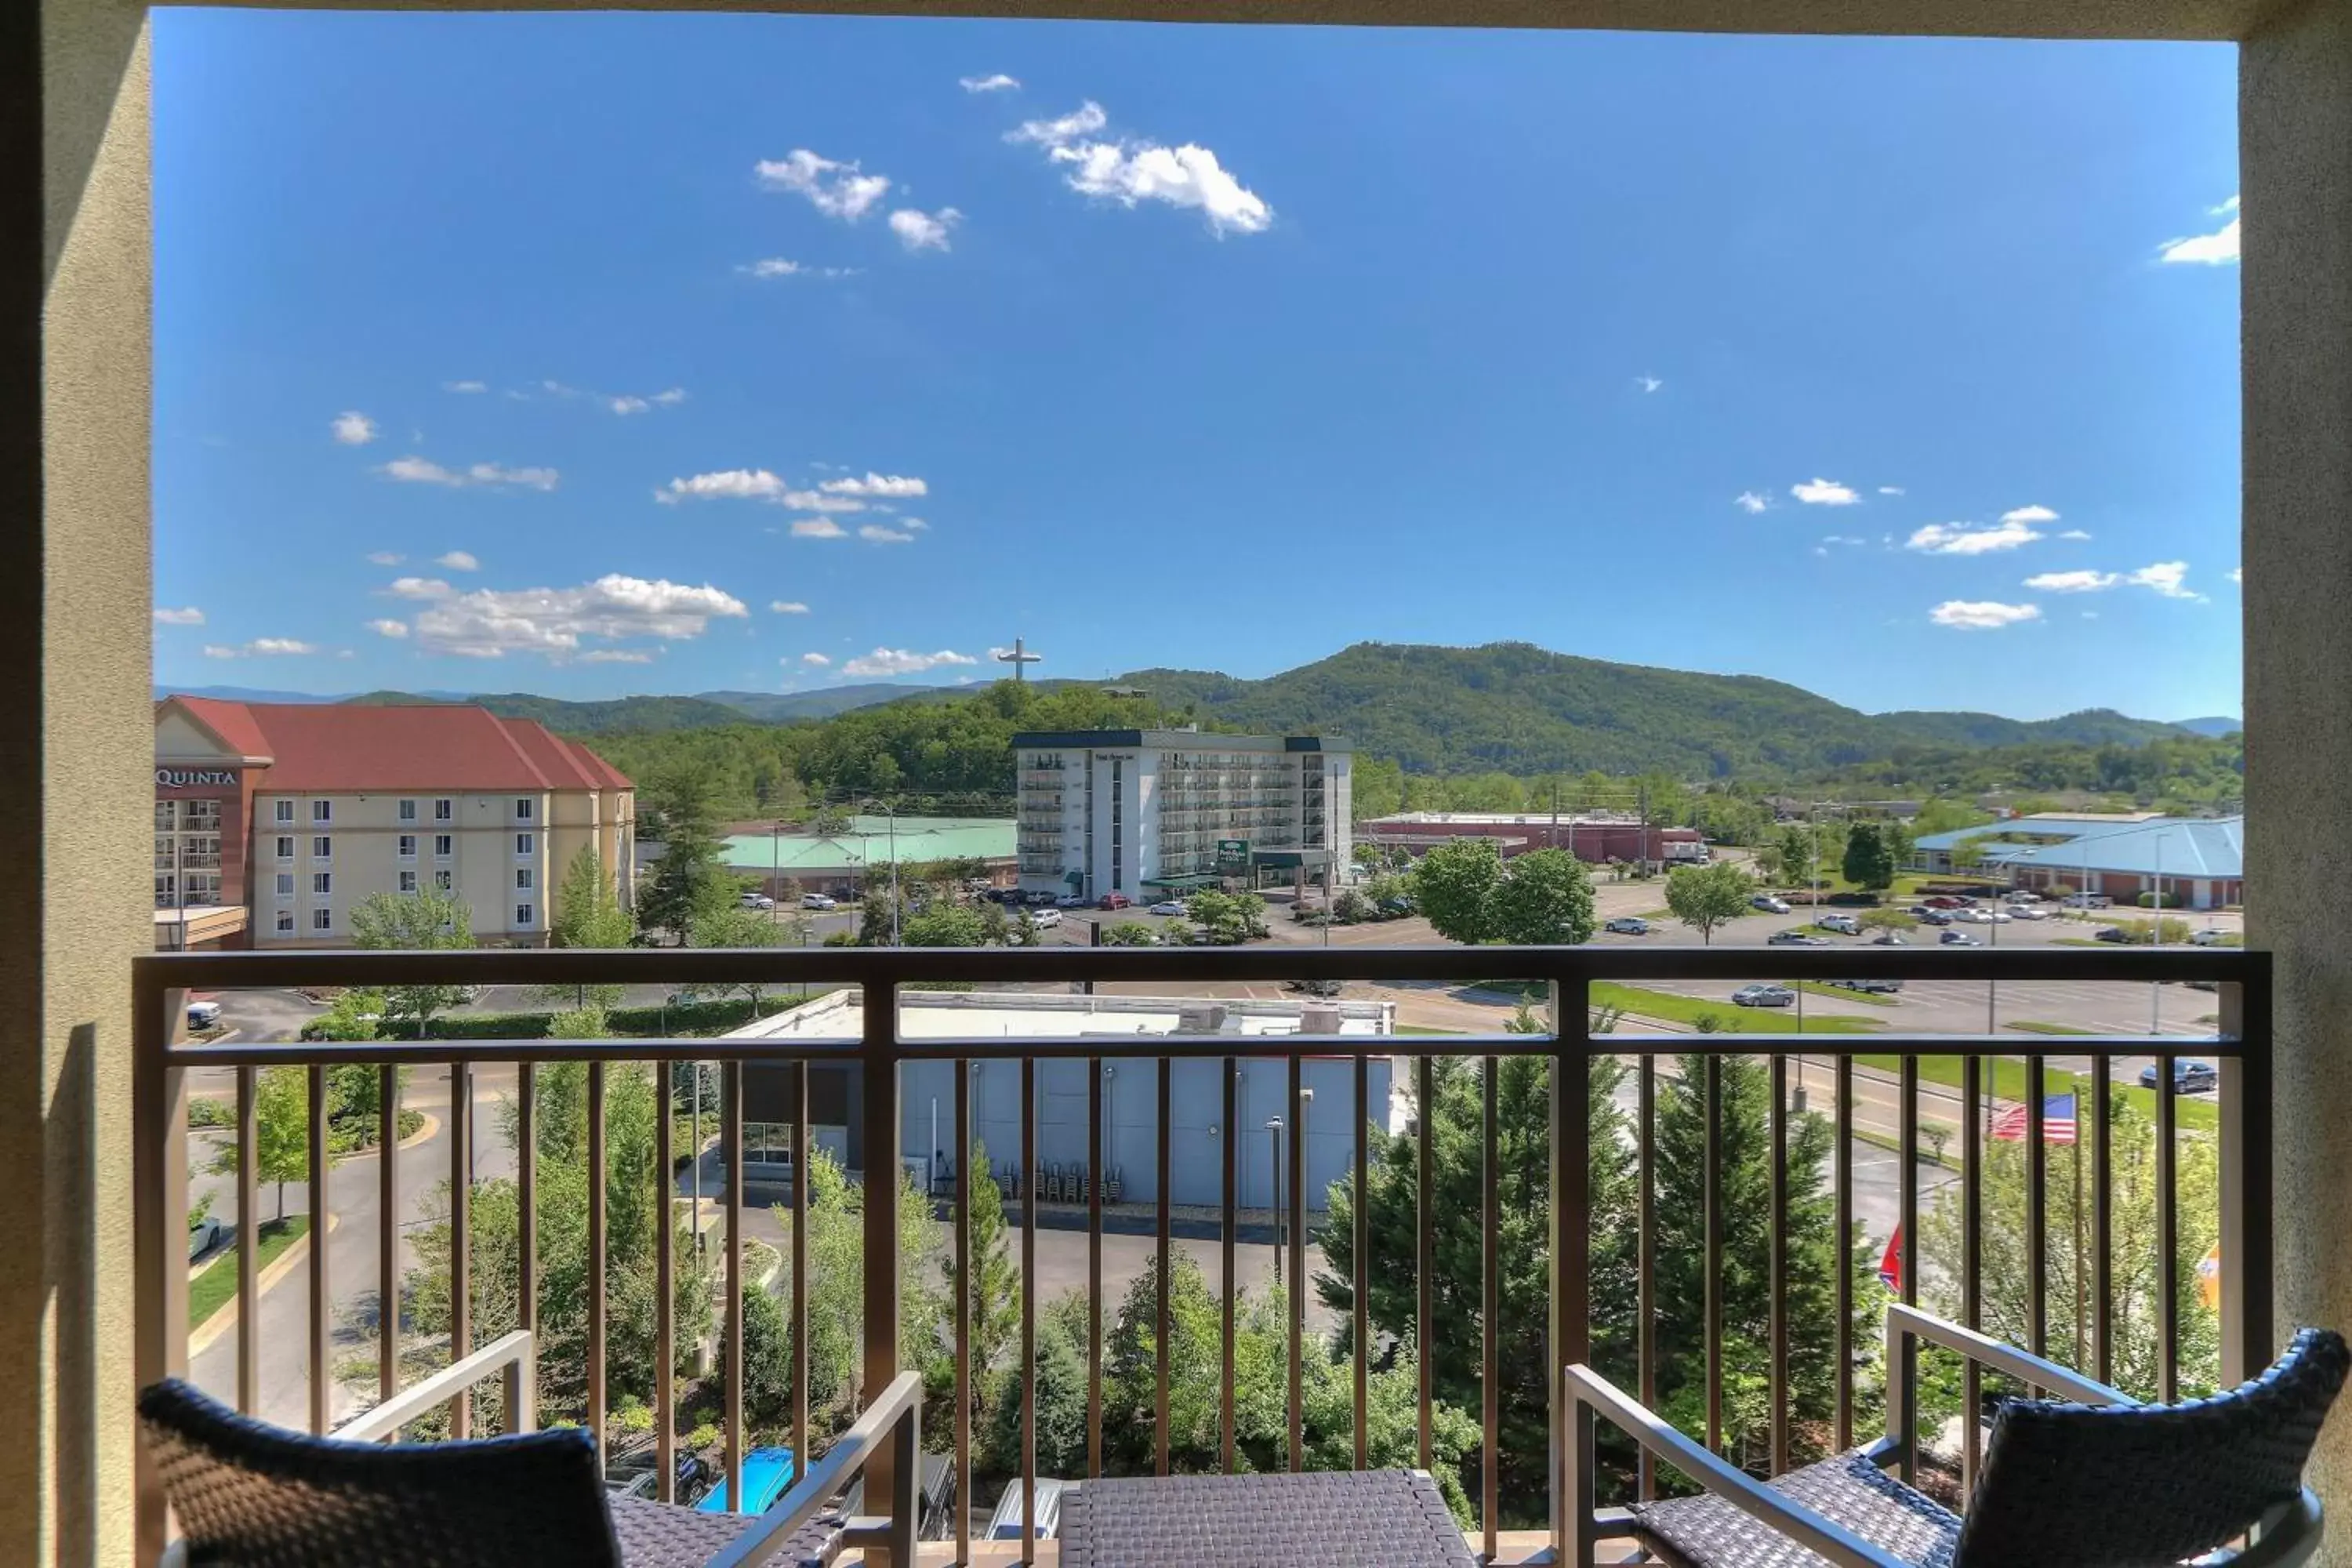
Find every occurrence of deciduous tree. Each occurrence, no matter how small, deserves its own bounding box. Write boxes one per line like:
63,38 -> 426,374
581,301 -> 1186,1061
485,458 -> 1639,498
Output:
348,887 -> 475,1038
1664,862 -> 1754,945
1408,839 -> 1505,946
1484,847 -> 1597,946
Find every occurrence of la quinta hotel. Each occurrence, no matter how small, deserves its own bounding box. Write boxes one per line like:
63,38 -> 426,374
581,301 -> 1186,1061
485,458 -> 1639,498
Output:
154,695 -> 635,949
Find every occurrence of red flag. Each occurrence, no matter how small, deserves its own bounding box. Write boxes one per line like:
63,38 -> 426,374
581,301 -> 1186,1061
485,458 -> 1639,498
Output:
1878,1225 -> 1903,1293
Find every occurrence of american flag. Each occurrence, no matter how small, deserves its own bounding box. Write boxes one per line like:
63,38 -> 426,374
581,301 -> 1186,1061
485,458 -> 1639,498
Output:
1990,1092 -> 2078,1145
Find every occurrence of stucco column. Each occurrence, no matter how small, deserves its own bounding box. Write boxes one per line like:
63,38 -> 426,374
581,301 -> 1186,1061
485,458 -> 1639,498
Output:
2245,0 -> 2352,1545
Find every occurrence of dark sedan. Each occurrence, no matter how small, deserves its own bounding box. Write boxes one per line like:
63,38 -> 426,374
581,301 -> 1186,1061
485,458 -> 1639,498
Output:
2140,1059 -> 2220,1095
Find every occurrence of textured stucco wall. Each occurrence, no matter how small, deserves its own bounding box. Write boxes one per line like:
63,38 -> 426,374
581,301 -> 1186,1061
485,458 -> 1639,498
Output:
9,5 -> 153,1566
2245,0 -> 2352,1547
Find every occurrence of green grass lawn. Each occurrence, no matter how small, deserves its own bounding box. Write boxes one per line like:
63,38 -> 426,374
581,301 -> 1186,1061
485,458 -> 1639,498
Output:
1852,1054 -> 2216,1134
189,1214 -> 309,1330
1589,982 -> 1882,1034
1395,1024 -> 1465,1036
1791,979 -> 1900,1007
2004,1020 -> 2094,1036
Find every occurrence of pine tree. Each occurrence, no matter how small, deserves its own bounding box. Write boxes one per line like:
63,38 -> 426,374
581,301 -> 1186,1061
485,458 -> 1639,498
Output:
543,845 -> 634,1009
942,1138 -> 1022,1422
637,773 -> 734,945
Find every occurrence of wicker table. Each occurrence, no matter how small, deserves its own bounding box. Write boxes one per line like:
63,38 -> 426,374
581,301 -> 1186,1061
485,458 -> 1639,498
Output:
1057,1469 -> 1477,1568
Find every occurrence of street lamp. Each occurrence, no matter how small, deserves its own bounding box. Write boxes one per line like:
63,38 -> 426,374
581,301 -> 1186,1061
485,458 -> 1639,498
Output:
1265,1116 -> 1285,1279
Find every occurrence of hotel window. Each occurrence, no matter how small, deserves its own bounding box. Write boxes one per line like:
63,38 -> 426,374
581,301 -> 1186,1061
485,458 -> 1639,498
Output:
743,1123 -> 796,1163
515,903 -> 535,926
152,874 -> 175,909
435,833 -> 453,858
153,837 -> 172,872
515,797 -> 535,821
434,797 -> 453,821
274,800 -> 295,825
311,800 -> 332,824
397,834 -> 417,859
275,836 -> 294,859
515,832 -> 534,856
154,802 -> 175,833
435,870 -> 452,891
313,908 -> 332,932
312,836 -> 331,860
275,910 -> 294,935
397,798 -> 417,822
183,798 -> 221,832
399,870 -> 418,894
274,873 -> 293,898
313,873 -> 332,895
516,868 -> 534,891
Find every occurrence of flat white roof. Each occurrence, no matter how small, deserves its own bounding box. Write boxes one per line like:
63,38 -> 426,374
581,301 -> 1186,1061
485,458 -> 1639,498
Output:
729,988 -> 1395,1041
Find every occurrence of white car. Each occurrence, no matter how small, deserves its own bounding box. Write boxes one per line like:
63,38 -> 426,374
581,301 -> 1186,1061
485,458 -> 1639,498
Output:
800,892 -> 837,911
1751,895 -> 1791,915
2004,890 -> 2042,905
1818,913 -> 1860,935
2190,927 -> 2229,946
1055,894 -> 1088,909
185,1000 -> 222,1031
1032,908 -> 1063,928
2008,905 -> 2049,920
1955,908 -> 1991,923
738,891 -> 775,911
1149,900 -> 1186,916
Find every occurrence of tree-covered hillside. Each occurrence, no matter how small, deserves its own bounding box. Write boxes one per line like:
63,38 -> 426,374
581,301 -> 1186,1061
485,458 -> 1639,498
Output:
341,690 -> 748,734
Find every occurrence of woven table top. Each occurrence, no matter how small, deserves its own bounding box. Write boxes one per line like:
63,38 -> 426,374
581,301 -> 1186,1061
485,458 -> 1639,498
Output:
1058,1469 -> 1476,1568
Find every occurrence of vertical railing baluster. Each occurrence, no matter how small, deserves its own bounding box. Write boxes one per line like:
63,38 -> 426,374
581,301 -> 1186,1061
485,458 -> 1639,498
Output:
1022,1055 -> 1037,1562
1352,1050 -> 1369,1472
859,987 -> 903,1552
2092,1054 -> 2114,1388
1769,1052 -> 1788,1476
518,1062 -> 537,1383
2027,1055 -> 2047,1369
1962,1054 -> 1983,1498
309,1063 -> 330,1436
1637,1054 -> 1657,1500
1834,1054 -> 1853,1450
586,1061 -> 605,1452
1221,1054 -> 1238,1475
237,1066 -> 259,1415
1287,1053 -> 1305,1474
133,982 -> 192,1567
1899,1054 -> 1919,1482
1417,1054 -> 1434,1472
448,1061 -> 471,1436
1481,1053 -> 1499,1560
656,1058 -> 674,1500
2158,1051 -> 2180,1403
1704,1054 -> 1723,1457
1088,1054 -> 1103,1479
724,1059 -> 743,1519
1551,976 -> 1594,1566
1156,1054 -> 1171,1477
956,1058 -> 971,1567
373,1063 -> 395,1415
2218,970 -> 2275,1388
791,1059 -> 808,1476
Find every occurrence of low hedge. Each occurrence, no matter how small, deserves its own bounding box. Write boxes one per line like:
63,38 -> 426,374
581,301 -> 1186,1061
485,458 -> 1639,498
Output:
413,993 -> 808,1041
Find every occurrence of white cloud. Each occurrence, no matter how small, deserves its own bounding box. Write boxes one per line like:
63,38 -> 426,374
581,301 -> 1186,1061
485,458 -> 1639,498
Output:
800,652 -> 831,666
1635,375 -> 1664,394
1734,492 -> 1770,515
379,456 -> 558,491
755,150 -> 891,221
578,649 -> 655,664
961,73 -> 1021,93
900,517 -> 930,531
889,207 -> 962,252
1791,477 -> 1861,506
1820,535 -> 1865,547
658,468 -> 786,504
791,518 -> 848,539
407,574 -> 750,659
2023,570 -> 2119,593
782,489 -> 866,513
2159,197 -> 2241,265
771,600 -> 810,614
2058,529 -> 2093,541
332,411 -> 379,446
1878,486 -> 1905,496
443,380 -> 487,394
2125,560 -> 2205,601
365,550 -> 405,566
367,619 -> 410,639
2227,567 -> 2243,585
204,637 -> 321,659
2001,504 -> 2060,525
859,524 -> 916,544
152,606 -> 205,626
736,259 -> 861,280
1929,601 -> 2042,630
2082,610 -> 2100,619
839,647 -> 979,677
435,550 -> 481,572
821,472 -> 930,499
387,577 -> 454,600
1013,100 -> 1272,236
652,388 -> 687,406
608,396 -> 649,415
1907,521 -> 2043,555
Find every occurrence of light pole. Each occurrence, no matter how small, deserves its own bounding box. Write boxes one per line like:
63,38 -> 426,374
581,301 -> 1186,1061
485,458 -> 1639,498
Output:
1265,1115 -> 1284,1280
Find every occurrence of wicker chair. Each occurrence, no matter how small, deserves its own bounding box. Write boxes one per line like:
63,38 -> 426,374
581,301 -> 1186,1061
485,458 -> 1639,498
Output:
139,1330 -> 924,1568
1563,1304 -> 2349,1568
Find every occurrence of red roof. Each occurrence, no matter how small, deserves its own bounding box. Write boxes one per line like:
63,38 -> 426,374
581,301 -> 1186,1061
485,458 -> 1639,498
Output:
158,697 -> 633,794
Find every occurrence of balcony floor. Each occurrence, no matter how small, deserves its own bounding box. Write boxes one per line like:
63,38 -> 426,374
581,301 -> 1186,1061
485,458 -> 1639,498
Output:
901,1530 -> 1592,1563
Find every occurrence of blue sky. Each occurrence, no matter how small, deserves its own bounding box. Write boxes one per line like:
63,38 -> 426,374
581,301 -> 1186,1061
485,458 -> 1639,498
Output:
154,13 -> 2243,720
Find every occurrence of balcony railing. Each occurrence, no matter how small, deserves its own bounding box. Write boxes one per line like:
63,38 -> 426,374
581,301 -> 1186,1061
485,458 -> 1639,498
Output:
132,942 -> 2270,1565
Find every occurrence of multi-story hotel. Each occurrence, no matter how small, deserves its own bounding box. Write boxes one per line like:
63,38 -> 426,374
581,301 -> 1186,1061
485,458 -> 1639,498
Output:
154,695 -> 635,949
1011,728 -> 1352,902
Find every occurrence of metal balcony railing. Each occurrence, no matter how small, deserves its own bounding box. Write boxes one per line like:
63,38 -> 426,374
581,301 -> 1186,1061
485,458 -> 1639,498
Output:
132,943 -> 2271,1566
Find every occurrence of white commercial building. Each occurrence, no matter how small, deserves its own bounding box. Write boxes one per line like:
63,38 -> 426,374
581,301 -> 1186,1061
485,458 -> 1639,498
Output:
1011,728 -> 1353,902
728,989 -> 1397,1212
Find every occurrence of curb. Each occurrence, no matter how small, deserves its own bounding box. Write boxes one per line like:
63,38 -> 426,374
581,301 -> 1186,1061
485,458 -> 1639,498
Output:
188,1211 -> 340,1359
332,1109 -> 441,1162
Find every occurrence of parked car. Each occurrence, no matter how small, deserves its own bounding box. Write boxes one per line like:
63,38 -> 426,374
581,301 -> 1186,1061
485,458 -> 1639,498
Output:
1055,894 -> 1088,909
2190,927 -> 2230,946
2009,905 -> 2049,920
1025,890 -> 1059,906
1923,895 -> 1970,909
695,1446 -> 794,1515
1149,900 -> 1186,916
2003,889 -> 2042,905
1828,978 -> 1904,994
738,891 -> 775,911
185,1000 -> 222,1031
1732,984 -> 1796,1007
2140,1059 -> 2220,1094
2093,925 -> 2135,944
1954,908 -> 1990,924
2065,893 -> 2115,909
1870,932 -> 1910,946
1939,930 -> 1982,946
987,1476 -> 1073,1541
1751,895 -> 1791,915
800,892 -> 837,911
1377,895 -> 1417,917
604,1444 -> 713,1508
1918,909 -> 1955,927
187,1211 -> 225,1261
1283,978 -> 1344,998
1818,913 -> 1861,935
1768,930 -> 1831,947
1032,908 -> 1062,928
1098,892 -> 1131,911
1603,916 -> 1650,935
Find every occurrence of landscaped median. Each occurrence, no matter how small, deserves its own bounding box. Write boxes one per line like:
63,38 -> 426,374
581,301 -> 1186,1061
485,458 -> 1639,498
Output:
1587,982 -> 1882,1035
1853,1052 -> 2216,1135
188,1214 -> 311,1338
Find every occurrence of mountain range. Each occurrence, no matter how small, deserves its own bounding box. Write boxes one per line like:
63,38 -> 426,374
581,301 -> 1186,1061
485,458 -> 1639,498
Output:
158,641 -> 2227,776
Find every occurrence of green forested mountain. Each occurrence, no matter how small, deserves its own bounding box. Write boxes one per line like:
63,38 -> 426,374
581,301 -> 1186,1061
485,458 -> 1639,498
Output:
339,690 -> 749,734
694,684 -> 958,721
